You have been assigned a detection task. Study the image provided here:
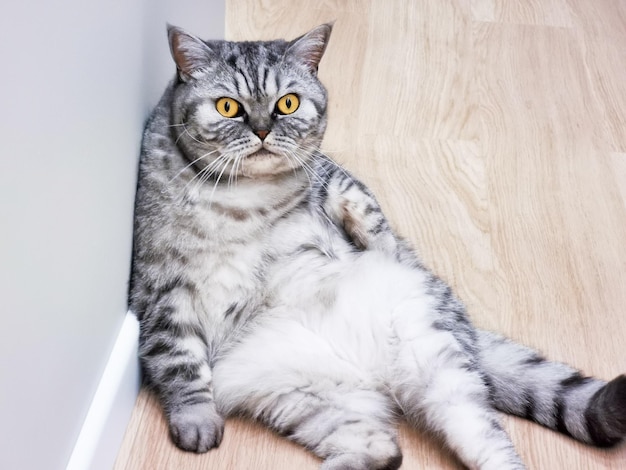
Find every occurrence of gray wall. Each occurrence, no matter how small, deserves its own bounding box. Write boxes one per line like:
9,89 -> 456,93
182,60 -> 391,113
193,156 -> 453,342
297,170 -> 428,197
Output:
0,1 -> 223,469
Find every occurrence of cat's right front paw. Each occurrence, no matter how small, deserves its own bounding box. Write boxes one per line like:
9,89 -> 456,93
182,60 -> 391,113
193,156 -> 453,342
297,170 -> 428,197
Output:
168,401 -> 225,453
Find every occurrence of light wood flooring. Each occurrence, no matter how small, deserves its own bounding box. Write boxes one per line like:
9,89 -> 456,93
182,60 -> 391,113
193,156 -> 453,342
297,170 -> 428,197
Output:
115,1 -> 626,468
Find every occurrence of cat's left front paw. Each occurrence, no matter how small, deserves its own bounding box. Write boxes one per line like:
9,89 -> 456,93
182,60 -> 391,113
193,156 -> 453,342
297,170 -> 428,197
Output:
168,401 -> 225,453
341,200 -> 398,255
341,200 -> 371,250
323,178 -> 397,254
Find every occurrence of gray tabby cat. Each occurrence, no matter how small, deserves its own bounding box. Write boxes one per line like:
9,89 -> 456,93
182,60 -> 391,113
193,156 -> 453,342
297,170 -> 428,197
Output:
130,23 -> 626,469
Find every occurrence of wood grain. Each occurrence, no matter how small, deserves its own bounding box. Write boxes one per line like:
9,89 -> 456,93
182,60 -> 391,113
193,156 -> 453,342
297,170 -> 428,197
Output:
115,1 -> 626,468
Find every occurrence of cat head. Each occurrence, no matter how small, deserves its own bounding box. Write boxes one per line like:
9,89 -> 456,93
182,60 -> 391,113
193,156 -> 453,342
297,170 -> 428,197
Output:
167,23 -> 332,179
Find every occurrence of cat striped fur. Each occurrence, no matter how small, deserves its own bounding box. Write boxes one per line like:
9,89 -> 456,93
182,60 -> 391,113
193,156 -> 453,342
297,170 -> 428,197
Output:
130,23 -> 626,469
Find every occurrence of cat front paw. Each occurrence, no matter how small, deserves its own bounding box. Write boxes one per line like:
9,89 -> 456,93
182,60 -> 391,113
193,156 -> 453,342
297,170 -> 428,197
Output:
341,200 -> 397,255
168,401 -> 225,453
323,175 -> 398,254
341,200 -> 371,250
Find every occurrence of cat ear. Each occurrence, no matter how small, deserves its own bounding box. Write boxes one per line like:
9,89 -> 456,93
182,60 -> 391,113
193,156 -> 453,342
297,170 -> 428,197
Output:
286,23 -> 334,74
167,24 -> 214,82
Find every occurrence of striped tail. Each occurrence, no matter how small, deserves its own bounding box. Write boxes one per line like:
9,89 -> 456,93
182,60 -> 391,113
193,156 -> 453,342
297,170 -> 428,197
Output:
476,329 -> 626,447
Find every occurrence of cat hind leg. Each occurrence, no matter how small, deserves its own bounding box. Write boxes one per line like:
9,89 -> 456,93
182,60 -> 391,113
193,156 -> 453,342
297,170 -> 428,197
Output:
213,327 -> 402,469
240,385 -> 401,469
389,303 -> 525,469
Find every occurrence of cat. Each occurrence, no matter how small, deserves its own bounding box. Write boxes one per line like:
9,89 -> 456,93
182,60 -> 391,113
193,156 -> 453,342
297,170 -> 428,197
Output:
130,23 -> 626,469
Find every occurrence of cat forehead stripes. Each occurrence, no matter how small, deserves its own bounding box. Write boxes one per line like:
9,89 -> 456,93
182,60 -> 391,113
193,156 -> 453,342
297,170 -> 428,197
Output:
222,43 -> 286,99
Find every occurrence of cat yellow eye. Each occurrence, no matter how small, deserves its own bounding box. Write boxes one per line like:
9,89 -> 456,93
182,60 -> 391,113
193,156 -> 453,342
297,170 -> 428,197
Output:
215,97 -> 241,118
276,93 -> 300,115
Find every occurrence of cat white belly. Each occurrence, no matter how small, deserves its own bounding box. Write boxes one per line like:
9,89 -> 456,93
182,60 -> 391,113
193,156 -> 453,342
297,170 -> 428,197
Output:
213,248 -> 433,414
288,251 -> 432,366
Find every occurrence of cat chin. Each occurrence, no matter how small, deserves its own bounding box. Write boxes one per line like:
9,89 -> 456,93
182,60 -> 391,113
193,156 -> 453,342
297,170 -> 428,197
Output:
239,150 -> 299,178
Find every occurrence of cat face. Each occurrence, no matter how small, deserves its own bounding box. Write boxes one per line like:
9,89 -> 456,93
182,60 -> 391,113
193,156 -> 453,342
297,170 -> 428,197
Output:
168,24 -> 332,179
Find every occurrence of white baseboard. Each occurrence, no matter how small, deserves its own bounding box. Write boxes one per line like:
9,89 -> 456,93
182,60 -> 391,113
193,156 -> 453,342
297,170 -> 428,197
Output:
66,311 -> 141,470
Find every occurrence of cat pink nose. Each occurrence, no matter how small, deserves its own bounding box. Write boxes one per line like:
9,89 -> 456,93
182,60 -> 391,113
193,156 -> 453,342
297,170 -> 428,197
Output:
255,129 -> 269,141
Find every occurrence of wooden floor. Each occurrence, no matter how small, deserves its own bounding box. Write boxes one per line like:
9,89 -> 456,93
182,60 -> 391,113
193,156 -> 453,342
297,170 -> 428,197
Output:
115,1 -> 626,468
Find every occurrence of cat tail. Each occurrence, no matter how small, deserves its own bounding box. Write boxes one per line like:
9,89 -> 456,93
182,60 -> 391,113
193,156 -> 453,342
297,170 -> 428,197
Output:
476,329 -> 626,447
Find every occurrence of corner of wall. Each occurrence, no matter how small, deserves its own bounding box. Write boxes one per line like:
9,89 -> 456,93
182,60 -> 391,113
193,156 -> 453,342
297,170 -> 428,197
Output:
65,312 -> 140,470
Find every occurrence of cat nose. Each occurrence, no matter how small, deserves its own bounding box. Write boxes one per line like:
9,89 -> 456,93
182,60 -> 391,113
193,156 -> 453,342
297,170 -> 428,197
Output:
254,129 -> 269,141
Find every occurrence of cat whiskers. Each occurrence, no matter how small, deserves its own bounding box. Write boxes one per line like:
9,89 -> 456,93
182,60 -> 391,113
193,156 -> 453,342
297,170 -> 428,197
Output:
286,148 -> 329,190
227,152 -> 244,188
303,146 -> 352,180
284,150 -> 312,187
163,122 -> 187,129
167,148 -> 221,185
176,153 -> 231,202
300,149 -> 335,186
233,152 -> 246,187
196,146 -> 248,203
208,153 -> 234,206
166,121 -> 208,146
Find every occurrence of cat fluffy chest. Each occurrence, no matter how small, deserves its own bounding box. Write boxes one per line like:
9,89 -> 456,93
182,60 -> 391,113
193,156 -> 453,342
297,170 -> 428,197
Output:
175,179 -> 308,324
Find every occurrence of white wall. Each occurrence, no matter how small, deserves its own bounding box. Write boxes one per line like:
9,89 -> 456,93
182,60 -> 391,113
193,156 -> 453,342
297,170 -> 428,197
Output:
0,1 -> 223,469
